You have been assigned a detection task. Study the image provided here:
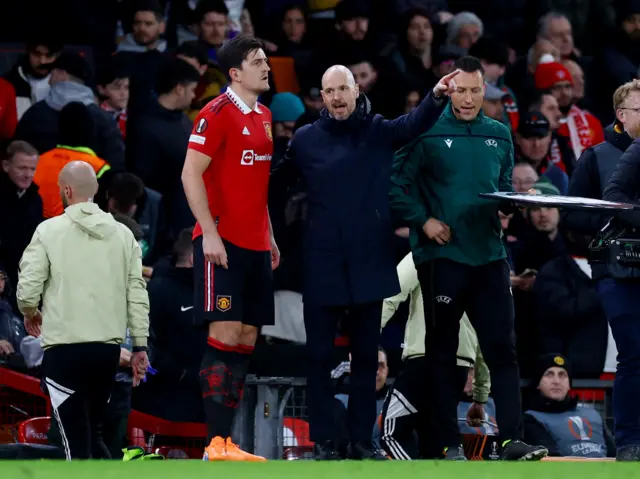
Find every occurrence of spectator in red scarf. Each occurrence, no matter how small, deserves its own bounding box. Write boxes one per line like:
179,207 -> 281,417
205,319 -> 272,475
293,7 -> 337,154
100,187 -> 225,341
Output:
534,58 -> 604,175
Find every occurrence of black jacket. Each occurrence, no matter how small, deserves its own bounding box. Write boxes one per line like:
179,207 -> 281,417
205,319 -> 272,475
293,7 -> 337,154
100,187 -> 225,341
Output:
131,261 -> 207,422
0,171 -> 42,312
128,101 -> 194,240
270,92 -> 446,306
14,100 -> 125,172
603,136 -> 640,226
523,392 -> 615,457
533,255 -> 608,378
562,124 -> 633,280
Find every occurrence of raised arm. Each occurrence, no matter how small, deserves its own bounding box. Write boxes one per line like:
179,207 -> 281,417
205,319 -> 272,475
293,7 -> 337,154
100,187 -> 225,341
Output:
381,71 -> 458,145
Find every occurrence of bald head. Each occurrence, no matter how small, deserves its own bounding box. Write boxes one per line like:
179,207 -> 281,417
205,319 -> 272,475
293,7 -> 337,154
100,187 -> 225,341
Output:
59,161 -> 99,207
320,65 -> 359,121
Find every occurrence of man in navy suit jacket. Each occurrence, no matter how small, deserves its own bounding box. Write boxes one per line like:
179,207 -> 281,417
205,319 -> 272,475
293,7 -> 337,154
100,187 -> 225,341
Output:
270,65 -> 458,460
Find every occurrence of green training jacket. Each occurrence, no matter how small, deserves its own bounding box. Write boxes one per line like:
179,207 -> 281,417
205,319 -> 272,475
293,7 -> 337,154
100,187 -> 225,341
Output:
389,104 -> 514,267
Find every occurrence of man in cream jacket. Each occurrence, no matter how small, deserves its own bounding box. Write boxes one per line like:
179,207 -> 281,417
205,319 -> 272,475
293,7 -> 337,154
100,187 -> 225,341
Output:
380,252 -> 493,460
17,161 -> 149,460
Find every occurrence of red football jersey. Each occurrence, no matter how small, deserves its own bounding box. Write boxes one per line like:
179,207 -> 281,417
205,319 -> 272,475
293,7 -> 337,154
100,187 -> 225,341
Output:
188,87 -> 273,251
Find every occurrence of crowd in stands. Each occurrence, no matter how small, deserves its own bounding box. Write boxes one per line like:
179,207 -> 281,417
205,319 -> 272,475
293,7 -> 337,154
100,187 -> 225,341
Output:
0,0 -> 637,459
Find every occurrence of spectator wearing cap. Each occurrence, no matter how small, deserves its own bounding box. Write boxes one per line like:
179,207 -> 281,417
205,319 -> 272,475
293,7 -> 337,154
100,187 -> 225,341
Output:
505,40 -> 560,111
523,354 -> 615,458
33,103 -> 112,219
533,226 -> 610,379
515,111 -> 569,195
334,0 -> 370,42
592,0 -> 640,125
445,12 -> 483,50
270,92 -> 305,163
0,36 -> 62,122
14,51 -> 125,171
534,58 -> 604,170
0,141 -> 42,314
117,0 -> 168,53
482,82 -> 506,123
97,60 -> 130,139
469,37 -> 519,131
128,58 -> 199,240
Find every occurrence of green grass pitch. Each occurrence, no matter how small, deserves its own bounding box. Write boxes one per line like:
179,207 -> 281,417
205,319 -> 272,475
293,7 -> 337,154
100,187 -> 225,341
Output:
1,460 -> 635,479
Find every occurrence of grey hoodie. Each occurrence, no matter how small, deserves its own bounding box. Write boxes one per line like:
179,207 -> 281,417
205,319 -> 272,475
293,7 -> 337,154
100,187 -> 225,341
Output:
45,81 -> 96,112
116,33 -> 168,53
17,202 -> 150,349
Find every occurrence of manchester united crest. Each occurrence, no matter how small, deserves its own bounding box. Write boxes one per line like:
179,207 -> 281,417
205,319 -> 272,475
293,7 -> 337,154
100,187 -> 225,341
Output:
216,295 -> 231,312
263,121 -> 273,142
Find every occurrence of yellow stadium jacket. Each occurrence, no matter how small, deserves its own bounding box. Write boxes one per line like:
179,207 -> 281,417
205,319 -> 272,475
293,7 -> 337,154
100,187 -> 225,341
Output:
382,252 -> 491,403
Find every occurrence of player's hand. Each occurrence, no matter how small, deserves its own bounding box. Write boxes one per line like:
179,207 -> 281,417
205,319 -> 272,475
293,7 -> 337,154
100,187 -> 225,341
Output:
433,69 -> 460,98
24,310 -> 42,337
270,237 -> 281,270
0,340 -> 14,356
466,402 -> 485,427
423,218 -> 451,245
203,232 -> 228,269
395,227 -> 410,239
119,348 -> 132,367
131,351 -> 149,387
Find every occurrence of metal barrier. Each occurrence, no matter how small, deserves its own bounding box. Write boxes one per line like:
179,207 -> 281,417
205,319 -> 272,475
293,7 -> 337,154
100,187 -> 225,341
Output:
0,367 -> 615,460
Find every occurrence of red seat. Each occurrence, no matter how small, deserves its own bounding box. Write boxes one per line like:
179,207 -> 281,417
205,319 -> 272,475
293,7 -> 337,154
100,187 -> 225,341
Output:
17,417 -> 51,444
283,417 -> 313,447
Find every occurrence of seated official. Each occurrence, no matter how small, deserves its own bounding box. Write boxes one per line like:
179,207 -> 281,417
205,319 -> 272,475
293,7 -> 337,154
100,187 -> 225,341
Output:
523,354 -> 615,458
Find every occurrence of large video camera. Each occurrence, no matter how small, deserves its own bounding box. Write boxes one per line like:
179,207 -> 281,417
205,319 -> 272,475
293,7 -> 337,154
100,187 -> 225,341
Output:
589,218 -> 640,267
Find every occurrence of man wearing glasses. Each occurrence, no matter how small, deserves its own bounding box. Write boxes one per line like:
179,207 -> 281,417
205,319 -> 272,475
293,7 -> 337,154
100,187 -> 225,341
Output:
565,79 -> 640,460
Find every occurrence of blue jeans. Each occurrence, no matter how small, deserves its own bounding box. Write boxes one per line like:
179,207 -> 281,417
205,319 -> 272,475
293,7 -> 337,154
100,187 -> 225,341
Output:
596,278 -> 640,448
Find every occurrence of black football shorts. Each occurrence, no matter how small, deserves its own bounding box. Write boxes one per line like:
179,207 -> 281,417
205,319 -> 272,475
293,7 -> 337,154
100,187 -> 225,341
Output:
193,236 -> 275,327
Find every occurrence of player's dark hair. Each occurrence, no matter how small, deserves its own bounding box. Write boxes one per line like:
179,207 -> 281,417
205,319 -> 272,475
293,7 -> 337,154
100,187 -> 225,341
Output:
218,35 -> 265,79
454,55 -> 484,76
173,227 -> 194,261
107,173 -> 145,214
155,57 -> 200,95
195,0 -> 229,23
176,41 -> 209,67
132,0 -> 165,22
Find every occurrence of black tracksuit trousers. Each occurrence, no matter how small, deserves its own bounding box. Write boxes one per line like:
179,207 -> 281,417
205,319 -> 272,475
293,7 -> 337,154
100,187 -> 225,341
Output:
416,258 -> 523,450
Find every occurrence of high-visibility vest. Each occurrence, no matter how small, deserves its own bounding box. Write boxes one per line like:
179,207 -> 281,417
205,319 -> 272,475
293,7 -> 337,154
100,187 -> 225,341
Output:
34,145 -> 111,218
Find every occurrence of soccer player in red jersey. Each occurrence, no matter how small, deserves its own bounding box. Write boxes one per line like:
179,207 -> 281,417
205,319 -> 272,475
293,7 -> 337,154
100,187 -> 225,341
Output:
181,35 -> 279,462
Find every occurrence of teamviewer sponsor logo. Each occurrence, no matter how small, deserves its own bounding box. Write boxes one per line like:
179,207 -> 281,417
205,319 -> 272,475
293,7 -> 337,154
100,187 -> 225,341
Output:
240,150 -> 272,165
241,150 -> 254,165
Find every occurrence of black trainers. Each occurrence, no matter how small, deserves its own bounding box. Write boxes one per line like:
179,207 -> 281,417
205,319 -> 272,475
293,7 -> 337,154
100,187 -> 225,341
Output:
617,445 -> 640,461
500,440 -> 548,461
347,442 -> 389,460
313,440 -> 341,460
443,445 -> 467,461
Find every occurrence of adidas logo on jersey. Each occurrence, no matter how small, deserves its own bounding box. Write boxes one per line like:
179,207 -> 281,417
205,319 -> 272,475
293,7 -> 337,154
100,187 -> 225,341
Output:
242,126 -> 250,135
